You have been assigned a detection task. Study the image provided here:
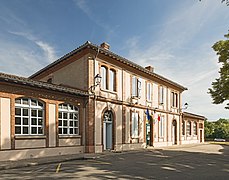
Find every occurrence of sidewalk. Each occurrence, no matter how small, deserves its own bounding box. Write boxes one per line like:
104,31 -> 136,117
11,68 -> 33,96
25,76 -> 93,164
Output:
0,143 -> 215,171
0,153 -> 97,171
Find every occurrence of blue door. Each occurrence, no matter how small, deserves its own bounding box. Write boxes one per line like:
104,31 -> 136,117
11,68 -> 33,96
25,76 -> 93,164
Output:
103,110 -> 113,150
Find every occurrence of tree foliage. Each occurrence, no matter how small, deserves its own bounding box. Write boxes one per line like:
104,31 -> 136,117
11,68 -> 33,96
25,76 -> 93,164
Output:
208,33 -> 229,109
205,119 -> 229,139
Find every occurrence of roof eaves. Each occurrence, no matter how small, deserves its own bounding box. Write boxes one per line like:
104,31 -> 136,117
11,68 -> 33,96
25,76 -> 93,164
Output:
183,111 -> 206,120
89,43 -> 187,91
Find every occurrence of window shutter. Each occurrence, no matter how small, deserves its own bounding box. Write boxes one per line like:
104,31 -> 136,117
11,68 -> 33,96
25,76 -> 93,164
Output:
137,78 -> 142,98
132,76 -> 137,96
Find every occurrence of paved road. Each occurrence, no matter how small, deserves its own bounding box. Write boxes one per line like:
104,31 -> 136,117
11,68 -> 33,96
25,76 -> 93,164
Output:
0,143 -> 228,179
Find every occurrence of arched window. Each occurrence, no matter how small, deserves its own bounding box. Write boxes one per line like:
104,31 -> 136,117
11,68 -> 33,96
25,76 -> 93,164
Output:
186,121 -> 191,136
15,98 -> 44,135
58,104 -> 79,135
193,122 -> 197,135
101,66 -> 107,90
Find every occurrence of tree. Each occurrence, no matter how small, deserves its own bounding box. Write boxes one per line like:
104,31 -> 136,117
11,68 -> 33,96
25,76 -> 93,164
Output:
204,119 -> 229,140
208,33 -> 229,109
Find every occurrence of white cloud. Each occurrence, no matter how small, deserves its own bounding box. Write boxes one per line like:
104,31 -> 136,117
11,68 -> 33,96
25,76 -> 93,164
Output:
124,1 -> 229,120
34,41 -> 57,63
9,31 -> 57,63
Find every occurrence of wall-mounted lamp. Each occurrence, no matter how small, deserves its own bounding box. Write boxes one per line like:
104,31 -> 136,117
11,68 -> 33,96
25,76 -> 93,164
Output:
89,74 -> 102,93
180,102 -> 188,112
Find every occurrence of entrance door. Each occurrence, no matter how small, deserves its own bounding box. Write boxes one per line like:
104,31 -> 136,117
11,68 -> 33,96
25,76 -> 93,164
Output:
172,120 -> 177,145
103,110 -> 113,150
200,130 -> 203,143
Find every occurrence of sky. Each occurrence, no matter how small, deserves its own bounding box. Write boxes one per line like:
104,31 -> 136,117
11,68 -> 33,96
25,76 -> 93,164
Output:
0,0 -> 228,120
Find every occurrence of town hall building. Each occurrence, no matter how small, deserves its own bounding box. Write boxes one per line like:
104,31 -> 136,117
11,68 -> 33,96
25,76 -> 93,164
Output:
0,41 -> 205,161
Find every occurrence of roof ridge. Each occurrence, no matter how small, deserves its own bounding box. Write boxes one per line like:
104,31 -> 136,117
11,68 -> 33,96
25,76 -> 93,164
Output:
29,41 -> 187,90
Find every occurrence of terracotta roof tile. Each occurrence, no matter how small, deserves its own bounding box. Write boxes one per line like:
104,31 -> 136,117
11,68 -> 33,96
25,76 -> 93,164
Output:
0,72 -> 88,96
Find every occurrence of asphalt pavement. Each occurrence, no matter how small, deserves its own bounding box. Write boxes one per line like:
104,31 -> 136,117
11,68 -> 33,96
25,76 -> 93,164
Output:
0,143 -> 228,179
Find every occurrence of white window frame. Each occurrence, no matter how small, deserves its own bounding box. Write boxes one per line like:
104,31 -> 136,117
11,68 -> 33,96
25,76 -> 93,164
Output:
15,98 -> 44,135
58,104 -> 79,135
131,112 -> 139,138
109,69 -> 115,92
171,92 -> 178,108
132,76 -> 141,98
147,82 -> 152,101
193,122 -> 197,135
186,121 -> 191,136
101,66 -> 107,90
159,86 -> 164,105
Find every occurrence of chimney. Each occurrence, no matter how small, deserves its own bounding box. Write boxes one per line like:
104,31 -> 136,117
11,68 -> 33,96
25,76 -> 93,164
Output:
145,66 -> 154,73
100,42 -> 110,50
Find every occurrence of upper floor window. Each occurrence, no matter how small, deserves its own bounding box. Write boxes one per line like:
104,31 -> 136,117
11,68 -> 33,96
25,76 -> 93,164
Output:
58,103 -> 79,135
159,86 -> 164,105
132,76 -> 141,98
101,66 -> 108,90
109,69 -> 116,92
146,82 -> 152,101
100,65 -> 116,92
193,122 -> 197,135
171,92 -> 178,108
15,98 -> 44,135
131,112 -> 139,138
186,121 -> 191,136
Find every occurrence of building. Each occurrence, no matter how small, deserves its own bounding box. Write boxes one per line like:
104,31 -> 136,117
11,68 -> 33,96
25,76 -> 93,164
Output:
0,41 -> 205,161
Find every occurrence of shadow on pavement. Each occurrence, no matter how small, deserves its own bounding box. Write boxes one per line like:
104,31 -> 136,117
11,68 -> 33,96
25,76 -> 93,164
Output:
0,144 -> 228,179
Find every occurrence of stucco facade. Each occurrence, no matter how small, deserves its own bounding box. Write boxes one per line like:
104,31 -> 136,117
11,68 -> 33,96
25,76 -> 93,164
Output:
0,41 -> 205,161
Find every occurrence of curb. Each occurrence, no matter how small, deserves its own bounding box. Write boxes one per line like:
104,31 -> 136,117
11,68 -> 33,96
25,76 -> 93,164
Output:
0,155 -> 86,171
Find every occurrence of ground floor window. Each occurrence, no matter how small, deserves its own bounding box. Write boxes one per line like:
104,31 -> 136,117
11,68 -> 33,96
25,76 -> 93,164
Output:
15,98 -> 44,135
193,122 -> 197,135
131,112 -> 139,138
186,121 -> 191,136
58,103 -> 79,135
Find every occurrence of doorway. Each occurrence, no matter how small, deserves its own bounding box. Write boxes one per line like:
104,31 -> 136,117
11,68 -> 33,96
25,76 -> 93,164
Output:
172,120 -> 177,145
103,110 -> 113,150
200,130 -> 203,143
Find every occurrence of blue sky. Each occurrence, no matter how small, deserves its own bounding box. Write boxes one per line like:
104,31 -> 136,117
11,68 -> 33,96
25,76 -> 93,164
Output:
0,0 -> 228,120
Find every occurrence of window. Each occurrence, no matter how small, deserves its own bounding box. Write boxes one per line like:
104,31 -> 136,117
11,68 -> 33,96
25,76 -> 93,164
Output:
147,82 -> 152,101
131,112 -> 139,138
171,92 -> 178,108
100,66 -> 116,92
58,104 -> 79,135
109,69 -> 116,91
182,120 -> 185,135
159,116 -> 164,137
193,122 -> 197,135
186,121 -> 191,136
132,76 -> 141,98
15,98 -> 44,135
101,66 -> 107,90
159,86 -> 164,105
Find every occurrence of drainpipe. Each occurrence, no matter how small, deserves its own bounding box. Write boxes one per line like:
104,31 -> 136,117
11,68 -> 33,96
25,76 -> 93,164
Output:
83,99 -> 88,153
